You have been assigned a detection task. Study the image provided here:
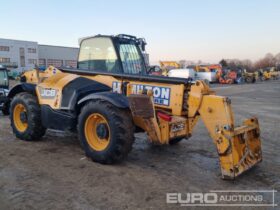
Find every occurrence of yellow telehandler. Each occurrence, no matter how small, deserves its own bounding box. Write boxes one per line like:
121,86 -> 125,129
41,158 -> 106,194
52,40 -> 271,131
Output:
269,67 -> 279,80
6,34 -> 262,179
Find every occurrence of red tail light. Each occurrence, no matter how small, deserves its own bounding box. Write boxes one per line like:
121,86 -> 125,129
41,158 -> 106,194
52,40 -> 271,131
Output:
157,112 -> 172,122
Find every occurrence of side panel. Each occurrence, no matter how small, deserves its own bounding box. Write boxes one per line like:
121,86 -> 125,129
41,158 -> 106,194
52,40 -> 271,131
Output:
85,75 -> 186,116
36,73 -> 112,110
34,70 -> 186,115
60,77 -> 111,110
41,105 -> 76,130
22,67 -> 187,115
36,73 -> 79,109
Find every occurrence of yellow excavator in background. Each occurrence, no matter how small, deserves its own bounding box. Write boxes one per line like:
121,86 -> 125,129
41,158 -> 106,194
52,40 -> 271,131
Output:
159,61 -> 181,76
6,34 -> 262,179
259,69 -> 271,81
193,65 -> 211,72
159,61 -> 181,69
268,67 -> 279,80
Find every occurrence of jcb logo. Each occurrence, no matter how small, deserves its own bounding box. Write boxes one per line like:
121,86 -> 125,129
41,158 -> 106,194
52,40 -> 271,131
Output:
39,88 -> 57,99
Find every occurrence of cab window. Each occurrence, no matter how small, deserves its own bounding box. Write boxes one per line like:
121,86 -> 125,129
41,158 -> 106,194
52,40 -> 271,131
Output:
119,44 -> 145,74
78,38 -> 121,73
0,70 -> 8,87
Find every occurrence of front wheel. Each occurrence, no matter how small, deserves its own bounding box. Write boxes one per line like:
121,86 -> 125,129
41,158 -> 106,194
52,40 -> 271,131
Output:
78,100 -> 135,164
10,92 -> 46,141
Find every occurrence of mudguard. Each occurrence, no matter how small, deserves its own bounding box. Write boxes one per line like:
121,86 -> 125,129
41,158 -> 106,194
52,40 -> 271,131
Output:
8,83 -> 36,98
60,77 -> 112,110
78,92 -> 129,109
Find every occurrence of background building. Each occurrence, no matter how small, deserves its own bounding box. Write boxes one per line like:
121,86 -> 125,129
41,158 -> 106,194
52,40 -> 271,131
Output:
0,38 -> 38,71
38,45 -> 79,69
0,38 -> 79,72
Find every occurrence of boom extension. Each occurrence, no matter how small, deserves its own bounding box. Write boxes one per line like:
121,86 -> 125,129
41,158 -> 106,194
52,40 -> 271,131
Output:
188,81 -> 262,179
129,80 -> 262,179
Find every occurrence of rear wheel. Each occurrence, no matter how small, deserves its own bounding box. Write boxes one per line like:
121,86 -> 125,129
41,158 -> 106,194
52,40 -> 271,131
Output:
245,77 -> 253,83
10,92 -> 46,141
2,103 -> 9,115
78,100 -> 135,164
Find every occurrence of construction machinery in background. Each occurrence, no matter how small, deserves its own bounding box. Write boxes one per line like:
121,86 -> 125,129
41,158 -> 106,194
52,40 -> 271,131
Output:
217,68 -> 258,84
252,67 -> 279,82
193,65 -> 210,72
188,64 -> 214,72
187,64 -> 219,83
147,65 -> 163,76
218,69 -> 237,84
270,71 -> 279,80
259,69 -> 271,81
0,66 -> 9,115
159,61 -> 181,76
6,34 -> 262,179
264,67 -> 279,80
151,61 -> 276,84
159,61 -> 181,70
242,69 -> 257,83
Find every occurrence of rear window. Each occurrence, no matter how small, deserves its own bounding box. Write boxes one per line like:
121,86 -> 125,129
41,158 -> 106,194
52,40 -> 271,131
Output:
119,43 -> 144,74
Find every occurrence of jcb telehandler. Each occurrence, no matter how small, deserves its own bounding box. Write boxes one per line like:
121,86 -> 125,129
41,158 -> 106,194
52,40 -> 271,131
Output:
6,34 -> 262,179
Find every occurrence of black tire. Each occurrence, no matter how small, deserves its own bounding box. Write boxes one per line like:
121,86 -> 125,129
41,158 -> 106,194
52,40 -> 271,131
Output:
245,77 -> 253,83
169,137 -> 185,145
10,92 -> 46,141
78,100 -> 135,164
2,103 -> 9,115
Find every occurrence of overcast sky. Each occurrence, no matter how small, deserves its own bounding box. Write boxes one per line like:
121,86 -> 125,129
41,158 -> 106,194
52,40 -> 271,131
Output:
1,0 -> 279,64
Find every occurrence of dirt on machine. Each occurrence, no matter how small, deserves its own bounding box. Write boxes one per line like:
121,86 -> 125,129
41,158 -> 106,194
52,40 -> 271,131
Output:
5,34 -> 262,179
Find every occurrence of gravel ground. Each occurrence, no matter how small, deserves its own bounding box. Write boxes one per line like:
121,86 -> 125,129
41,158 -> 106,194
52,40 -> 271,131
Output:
0,80 -> 279,210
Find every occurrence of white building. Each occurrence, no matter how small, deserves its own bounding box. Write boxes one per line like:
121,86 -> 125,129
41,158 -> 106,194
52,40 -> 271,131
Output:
0,38 -> 79,72
0,38 -> 38,71
38,45 -> 79,68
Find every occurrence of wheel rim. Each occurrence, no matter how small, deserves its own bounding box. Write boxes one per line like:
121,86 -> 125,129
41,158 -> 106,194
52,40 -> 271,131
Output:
84,113 -> 110,151
13,104 -> 28,132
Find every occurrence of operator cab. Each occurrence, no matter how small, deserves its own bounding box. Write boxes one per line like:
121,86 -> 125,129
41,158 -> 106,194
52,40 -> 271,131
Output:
78,34 -> 147,75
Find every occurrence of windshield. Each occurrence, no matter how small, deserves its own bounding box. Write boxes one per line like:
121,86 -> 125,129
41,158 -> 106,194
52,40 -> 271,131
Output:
78,37 -> 146,75
78,38 -> 121,73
